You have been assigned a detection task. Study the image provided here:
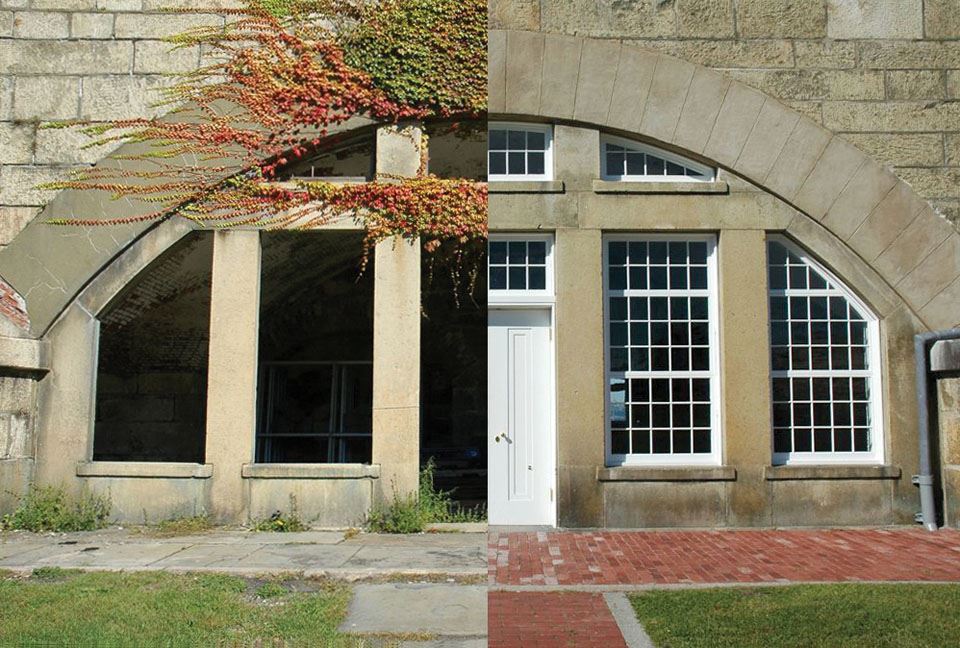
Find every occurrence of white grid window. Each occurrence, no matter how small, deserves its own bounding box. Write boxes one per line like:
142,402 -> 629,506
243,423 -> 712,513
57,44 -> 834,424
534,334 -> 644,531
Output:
488,234 -> 554,303
605,236 -> 721,466
601,135 -> 714,182
768,238 -> 883,465
488,123 -> 553,181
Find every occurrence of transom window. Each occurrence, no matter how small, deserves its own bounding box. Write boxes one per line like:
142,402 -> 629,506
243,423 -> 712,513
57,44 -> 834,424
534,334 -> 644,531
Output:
488,123 -> 553,181
488,234 -> 554,302
768,238 -> 882,465
601,135 -> 714,182
605,236 -> 721,466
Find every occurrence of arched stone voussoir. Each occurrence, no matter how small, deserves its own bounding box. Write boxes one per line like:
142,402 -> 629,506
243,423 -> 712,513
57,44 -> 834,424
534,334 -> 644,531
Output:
490,29 -> 960,331
0,115 -> 378,339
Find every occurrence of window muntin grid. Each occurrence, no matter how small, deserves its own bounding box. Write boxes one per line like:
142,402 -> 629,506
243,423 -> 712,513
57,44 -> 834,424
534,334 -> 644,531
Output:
601,135 -> 714,182
605,237 -> 721,466
768,238 -> 882,465
489,239 -> 547,291
488,123 -> 553,181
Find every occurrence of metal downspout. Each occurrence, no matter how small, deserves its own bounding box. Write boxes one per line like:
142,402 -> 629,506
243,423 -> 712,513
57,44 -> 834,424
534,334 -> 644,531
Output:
914,328 -> 960,531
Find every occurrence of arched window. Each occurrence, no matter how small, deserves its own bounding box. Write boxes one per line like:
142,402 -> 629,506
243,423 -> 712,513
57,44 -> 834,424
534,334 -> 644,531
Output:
601,135 -> 714,182
767,238 -> 883,465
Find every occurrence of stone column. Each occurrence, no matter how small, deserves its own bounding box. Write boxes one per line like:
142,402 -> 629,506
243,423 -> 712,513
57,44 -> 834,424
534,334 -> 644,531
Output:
371,123 -> 422,500
555,227 -> 605,527
204,230 -> 261,522
718,229 -> 773,526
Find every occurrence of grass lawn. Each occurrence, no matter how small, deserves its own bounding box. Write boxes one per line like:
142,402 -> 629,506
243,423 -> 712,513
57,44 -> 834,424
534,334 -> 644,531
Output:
629,584 -> 960,648
0,568 -> 356,646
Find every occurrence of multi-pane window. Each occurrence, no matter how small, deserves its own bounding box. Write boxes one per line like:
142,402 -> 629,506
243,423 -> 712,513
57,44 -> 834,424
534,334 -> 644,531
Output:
768,239 -> 882,464
601,135 -> 714,182
488,235 -> 553,299
606,237 -> 720,465
488,124 -> 552,181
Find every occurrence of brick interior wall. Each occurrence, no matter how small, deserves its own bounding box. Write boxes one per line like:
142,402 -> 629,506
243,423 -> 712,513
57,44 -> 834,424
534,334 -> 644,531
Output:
490,0 -> 960,230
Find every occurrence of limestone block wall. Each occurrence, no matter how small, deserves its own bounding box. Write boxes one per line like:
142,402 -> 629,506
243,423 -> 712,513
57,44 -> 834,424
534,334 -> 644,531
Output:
490,0 -> 960,231
0,0 -> 235,246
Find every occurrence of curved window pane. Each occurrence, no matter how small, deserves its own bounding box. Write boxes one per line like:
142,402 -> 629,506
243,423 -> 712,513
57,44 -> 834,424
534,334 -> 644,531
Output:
768,239 -> 881,464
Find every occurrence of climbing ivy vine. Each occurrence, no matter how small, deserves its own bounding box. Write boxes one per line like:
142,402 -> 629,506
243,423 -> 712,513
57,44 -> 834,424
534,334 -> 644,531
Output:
43,0 -> 487,287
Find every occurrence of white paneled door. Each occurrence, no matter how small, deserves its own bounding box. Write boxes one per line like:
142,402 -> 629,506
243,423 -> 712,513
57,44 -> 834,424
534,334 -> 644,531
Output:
488,308 -> 556,526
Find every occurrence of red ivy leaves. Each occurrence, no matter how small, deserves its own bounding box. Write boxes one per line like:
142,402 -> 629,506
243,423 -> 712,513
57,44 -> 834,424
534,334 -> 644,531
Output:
43,0 -> 487,264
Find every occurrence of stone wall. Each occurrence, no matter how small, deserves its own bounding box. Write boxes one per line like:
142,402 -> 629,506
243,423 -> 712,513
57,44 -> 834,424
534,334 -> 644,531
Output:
0,0 -> 235,246
490,0 -> 960,230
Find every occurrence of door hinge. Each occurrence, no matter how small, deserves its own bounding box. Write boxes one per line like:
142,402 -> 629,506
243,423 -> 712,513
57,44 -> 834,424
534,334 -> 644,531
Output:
550,488 -> 554,502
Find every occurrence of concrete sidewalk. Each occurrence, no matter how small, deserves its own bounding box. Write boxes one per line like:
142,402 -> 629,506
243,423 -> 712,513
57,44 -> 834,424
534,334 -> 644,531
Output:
0,528 -> 486,580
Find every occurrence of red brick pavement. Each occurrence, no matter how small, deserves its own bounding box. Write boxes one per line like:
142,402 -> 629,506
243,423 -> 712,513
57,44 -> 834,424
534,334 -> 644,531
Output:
488,591 -> 627,648
489,528 -> 960,586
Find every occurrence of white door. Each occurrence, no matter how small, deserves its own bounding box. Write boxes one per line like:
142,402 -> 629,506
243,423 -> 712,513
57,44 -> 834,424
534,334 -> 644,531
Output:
488,308 -> 555,526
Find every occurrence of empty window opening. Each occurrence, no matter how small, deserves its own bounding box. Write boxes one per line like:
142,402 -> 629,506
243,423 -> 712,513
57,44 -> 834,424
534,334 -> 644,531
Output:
421,252 -> 487,508
93,232 -> 213,463
256,232 -> 374,463
426,121 -> 486,181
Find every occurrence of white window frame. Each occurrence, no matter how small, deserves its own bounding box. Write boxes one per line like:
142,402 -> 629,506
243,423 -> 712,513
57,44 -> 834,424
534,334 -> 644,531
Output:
600,134 -> 715,182
488,233 -> 555,305
768,235 -> 884,466
487,122 -> 554,182
603,233 -> 723,467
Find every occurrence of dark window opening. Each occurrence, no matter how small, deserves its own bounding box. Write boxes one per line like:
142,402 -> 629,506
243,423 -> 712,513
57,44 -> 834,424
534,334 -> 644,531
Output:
420,251 -> 487,507
93,232 -> 213,463
256,232 -> 374,463
426,121 -> 486,181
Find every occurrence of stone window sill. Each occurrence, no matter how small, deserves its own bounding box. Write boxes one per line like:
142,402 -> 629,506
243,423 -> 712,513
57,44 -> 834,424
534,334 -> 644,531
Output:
765,464 -> 901,481
77,461 -> 212,479
598,466 -> 737,482
488,180 -> 565,194
592,179 -> 729,194
241,463 -> 380,480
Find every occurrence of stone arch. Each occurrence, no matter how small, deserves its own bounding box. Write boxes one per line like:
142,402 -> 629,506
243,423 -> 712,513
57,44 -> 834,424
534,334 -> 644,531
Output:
0,116 -> 377,338
489,29 -> 960,331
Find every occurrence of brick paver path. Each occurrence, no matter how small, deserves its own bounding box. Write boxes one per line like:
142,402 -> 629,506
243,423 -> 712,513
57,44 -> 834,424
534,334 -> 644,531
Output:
489,528 -> 960,586
488,591 -> 627,648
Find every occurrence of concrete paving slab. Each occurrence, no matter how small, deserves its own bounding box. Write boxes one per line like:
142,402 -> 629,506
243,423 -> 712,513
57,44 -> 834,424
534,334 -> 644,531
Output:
343,544 -> 484,574
30,542 -> 189,569
340,584 -> 486,637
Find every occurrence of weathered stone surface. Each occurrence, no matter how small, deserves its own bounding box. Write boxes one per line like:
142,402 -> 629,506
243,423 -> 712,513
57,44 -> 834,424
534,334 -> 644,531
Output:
947,134 -> 960,166
844,133 -> 944,167
827,0 -> 922,39
541,0 -> 676,38
737,0 -> 826,38
823,101 -> 960,132
858,41 -> 960,69
70,12 -> 114,39
725,69 -> 883,100
925,0 -> 960,39
488,0 -> 539,30
79,74 -> 171,120
950,71 -> 960,100
896,167 -> 960,199
885,70 -> 946,100
0,207 -> 37,245
133,40 -> 200,74
643,39 -> 794,68
794,40 -> 856,69
0,165 -> 70,206
34,126 -> 117,165
677,0 -> 734,38
0,39 -> 131,74
12,76 -> 79,120
0,122 -> 33,164
12,10 -> 69,39
114,12 -> 221,39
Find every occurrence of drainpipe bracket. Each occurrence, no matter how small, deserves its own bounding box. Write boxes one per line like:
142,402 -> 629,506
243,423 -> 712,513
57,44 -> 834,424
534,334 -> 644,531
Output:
912,474 -> 933,486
